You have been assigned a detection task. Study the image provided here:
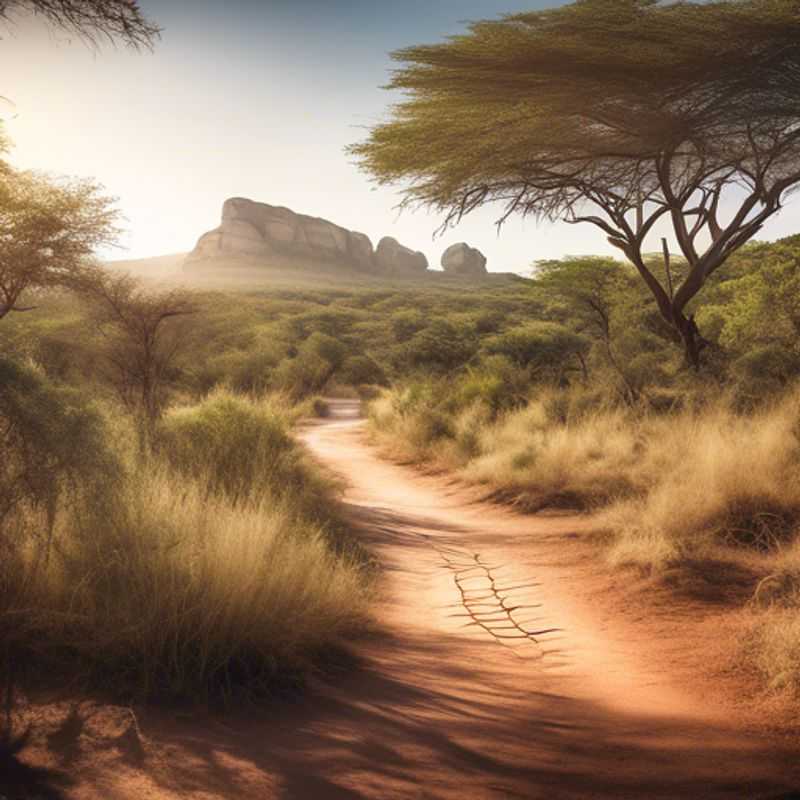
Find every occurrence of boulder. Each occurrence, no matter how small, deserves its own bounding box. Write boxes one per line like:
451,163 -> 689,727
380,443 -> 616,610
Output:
188,197 -> 380,273
375,236 -> 429,275
441,242 -> 487,276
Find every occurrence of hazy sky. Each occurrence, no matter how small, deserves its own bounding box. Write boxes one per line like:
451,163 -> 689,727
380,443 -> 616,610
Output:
2,0 -> 799,273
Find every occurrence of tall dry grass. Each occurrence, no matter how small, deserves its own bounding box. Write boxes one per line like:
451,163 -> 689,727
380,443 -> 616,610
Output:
370,386 -> 638,508
596,396 -> 800,569
372,386 -> 800,562
1,390 -> 372,703
370,383 -> 800,694
743,542 -> 800,695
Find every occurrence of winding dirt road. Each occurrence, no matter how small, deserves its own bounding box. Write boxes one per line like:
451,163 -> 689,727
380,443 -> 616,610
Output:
12,399 -> 800,799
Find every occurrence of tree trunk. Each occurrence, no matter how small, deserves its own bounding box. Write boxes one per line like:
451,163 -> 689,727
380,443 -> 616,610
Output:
676,313 -> 706,371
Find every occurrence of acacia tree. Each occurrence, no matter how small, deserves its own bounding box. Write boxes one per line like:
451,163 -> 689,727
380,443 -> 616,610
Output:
75,269 -> 197,448
352,0 -> 800,368
533,257 -> 640,396
0,0 -> 159,48
0,163 -> 118,321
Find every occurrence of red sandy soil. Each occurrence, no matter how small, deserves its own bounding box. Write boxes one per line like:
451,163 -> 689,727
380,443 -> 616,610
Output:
4,398 -> 800,799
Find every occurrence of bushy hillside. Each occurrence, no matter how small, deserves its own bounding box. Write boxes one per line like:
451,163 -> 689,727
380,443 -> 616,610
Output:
5,234 -> 800,701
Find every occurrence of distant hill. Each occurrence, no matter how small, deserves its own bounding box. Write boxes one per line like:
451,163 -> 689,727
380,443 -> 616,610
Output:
103,251 -> 525,293
176,253 -> 525,292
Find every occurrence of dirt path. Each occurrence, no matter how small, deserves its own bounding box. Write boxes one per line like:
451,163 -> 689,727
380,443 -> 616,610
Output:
10,399 -> 800,799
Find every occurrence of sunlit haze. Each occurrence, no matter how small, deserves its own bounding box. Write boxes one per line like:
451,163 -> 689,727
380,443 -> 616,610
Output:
2,0 -> 799,271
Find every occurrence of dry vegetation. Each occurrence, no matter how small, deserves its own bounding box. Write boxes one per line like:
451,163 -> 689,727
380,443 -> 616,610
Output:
369,385 -> 800,696
1,380 -> 372,705
6,235 -> 800,706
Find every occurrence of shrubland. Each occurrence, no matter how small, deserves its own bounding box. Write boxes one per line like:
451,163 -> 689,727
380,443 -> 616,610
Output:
0,358 -> 371,707
5,233 -> 800,701
363,237 -> 800,698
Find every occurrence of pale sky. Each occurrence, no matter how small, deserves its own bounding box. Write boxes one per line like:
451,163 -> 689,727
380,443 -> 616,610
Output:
1,0 -> 799,273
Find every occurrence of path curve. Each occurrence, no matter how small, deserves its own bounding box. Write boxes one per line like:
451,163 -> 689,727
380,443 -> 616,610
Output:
293,398 -> 800,799
17,398 -> 800,799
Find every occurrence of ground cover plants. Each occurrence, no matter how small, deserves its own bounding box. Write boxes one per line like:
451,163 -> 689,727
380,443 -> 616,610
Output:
0,357 -> 372,710
5,231 -> 800,708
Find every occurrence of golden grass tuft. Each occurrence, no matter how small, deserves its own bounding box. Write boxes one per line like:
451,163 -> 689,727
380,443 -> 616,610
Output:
603,396 -> 800,569
369,383 -> 800,698
2,390 -> 372,703
742,543 -> 800,695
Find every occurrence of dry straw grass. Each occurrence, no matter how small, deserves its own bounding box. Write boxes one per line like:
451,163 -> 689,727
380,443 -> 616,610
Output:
370,385 -> 800,694
744,543 -> 800,694
2,390 -> 372,703
372,387 -> 800,565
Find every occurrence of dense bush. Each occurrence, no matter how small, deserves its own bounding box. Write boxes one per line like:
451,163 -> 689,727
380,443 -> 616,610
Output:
0,356 -> 118,538
0,369 -> 371,703
158,389 -> 336,520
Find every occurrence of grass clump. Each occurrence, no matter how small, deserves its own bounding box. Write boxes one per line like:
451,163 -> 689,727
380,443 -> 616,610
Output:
1,383 -> 371,704
602,397 -> 800,569
746,612 -> 800,695
53,469 -> 366,701
742,545 -> 800,695
462,399 -> 637,511
157,389 -> 334,510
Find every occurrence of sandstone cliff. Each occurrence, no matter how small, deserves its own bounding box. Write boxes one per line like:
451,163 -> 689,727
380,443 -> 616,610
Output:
187,198 -> 429,275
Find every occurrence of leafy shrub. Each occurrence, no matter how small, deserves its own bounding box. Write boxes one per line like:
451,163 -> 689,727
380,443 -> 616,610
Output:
397,319 -> 478,374
390,309 -> 426,342
454,356 -> 530,415
339,354 -> 386,386
0,356 -> 119,538
483,322 -> 589,389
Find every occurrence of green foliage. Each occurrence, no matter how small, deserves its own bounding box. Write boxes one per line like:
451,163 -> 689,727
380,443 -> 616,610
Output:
454,356 -> 530,415
339,354 -> 386,387
223,342 -> 287,395
352,0 -> 800,367
391,309 -> 426,341
0,356 -> 118,534
302,331 -> 349,370
396,318 -> 478,374
0,167 -> 118,321
483,321 -> 588,382
158,390 -> 334,521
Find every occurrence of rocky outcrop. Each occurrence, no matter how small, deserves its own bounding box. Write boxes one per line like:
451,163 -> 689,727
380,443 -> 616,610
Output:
441,243 -> 487,276
374,237 -> 428,274
188,197 -> 429,276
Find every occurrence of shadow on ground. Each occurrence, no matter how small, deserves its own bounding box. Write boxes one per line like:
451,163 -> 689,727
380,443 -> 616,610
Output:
0,734 -> 72,800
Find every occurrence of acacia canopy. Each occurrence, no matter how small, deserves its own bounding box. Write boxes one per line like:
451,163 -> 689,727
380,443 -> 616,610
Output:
0,164 -> 118,321
352,0 -> 800,366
